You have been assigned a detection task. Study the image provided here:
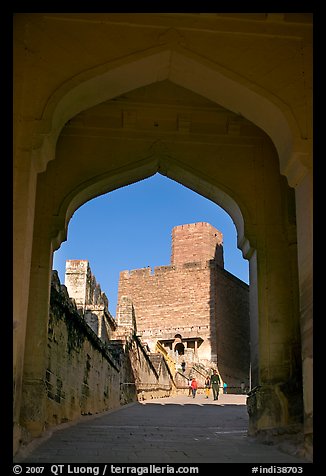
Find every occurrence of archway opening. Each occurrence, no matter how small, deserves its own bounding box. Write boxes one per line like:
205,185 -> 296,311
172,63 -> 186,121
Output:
52,172 -> 252,399
53,173 -> 249,317
174,343 -> 185,356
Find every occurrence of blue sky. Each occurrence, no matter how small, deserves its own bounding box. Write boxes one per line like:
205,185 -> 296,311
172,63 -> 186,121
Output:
53,173 -> 249,316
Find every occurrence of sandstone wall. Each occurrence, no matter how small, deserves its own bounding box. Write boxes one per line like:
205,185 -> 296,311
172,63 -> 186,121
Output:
214,267 -> 250,388
46,273 -> 125,428
65,260 -> 117,342
171,222 -> 224,267
117,262 -> 216,363
45,272 -> 174,430
128,337 -> 174,400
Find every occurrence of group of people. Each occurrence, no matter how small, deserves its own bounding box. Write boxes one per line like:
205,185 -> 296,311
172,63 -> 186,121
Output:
188,370 -> 224,400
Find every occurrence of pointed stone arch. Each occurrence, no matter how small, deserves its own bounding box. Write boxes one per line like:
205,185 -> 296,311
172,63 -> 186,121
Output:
51,152 -> 251,260
18,41 -> 305,451
38,45 -> 307,186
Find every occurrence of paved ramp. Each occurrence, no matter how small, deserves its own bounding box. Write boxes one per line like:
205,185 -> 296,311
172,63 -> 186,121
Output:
15,394 -> 309,464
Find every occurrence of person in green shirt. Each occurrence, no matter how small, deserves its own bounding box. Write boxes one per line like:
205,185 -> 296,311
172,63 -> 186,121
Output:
210,369 -> 221,401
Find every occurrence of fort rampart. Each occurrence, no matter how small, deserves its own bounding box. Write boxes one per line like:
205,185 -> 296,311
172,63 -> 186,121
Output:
117,222 -> 250,387
37,271 -> 173,436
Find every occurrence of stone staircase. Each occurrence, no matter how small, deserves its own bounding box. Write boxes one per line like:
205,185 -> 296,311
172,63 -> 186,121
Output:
174,361 -> 218,391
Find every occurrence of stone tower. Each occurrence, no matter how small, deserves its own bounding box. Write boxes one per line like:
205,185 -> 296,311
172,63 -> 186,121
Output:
65,260 -> 90,309
171,222 -> 224,267
117,222 -> 250,385
64,259 -> 116,342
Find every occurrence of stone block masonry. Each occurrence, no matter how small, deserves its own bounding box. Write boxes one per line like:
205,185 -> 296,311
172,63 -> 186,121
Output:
118,261 -> 216,362
214,267 -> 250,387
117,222 -> 250,386
46,271 -> 123,427
44,271 -> 174,432
65,259 -> 117,342
171,221 -> 224,267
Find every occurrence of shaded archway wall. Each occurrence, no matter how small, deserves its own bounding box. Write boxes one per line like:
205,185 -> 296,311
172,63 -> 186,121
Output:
13,13 -> 311,452
37,45 -> 310,185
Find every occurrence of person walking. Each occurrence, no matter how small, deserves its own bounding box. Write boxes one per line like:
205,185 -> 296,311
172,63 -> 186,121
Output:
188,378 -> 192,397
210,370 -> 221,401
204,375 -> 211,398
223,382 -> 228,394
191,378 -> 198,398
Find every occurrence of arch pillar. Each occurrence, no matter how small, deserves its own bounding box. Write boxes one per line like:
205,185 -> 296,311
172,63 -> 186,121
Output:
20,247 -> 52,437
13,148 -> 41,450
245,168 -> 303,436
19,175 -> 55,438
276,146 -> 312,457
294,169 -> 313,458
247,236 -> 303,434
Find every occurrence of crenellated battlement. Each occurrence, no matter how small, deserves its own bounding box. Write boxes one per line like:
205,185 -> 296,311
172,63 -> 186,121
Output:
120,260 -> 217,281
171,222 -> 224,267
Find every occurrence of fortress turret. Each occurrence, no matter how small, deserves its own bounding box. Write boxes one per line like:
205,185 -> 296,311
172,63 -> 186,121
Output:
171,222 -> 224,267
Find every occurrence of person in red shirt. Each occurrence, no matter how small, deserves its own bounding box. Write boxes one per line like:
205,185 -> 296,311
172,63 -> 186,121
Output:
191,378 -> 198,398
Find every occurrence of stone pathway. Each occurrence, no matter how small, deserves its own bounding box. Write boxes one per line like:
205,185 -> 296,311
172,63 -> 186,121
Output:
14,394 -> 310,464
